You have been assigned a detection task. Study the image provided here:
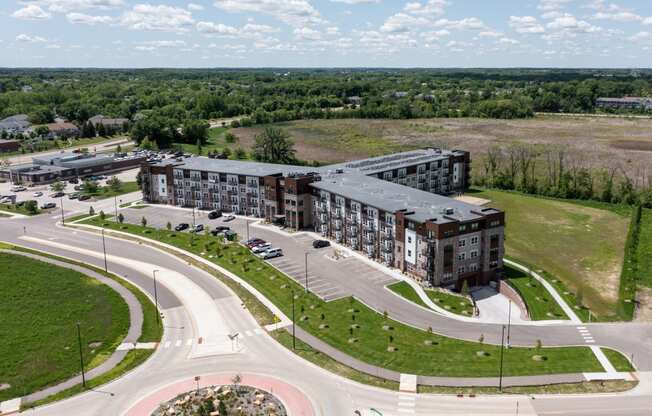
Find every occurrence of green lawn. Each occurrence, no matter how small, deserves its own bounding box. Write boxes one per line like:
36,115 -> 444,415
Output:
0,252 -> 130,402
388,281 -> 475,317
601,348 -> 635,372
474,189 -> 629,320
81,217 -> 609,378
0,202 -> 40,216
173,127 -> 231,156
637,209 -> 652,288
504,266 -> 568,320
83,181 -> 139,200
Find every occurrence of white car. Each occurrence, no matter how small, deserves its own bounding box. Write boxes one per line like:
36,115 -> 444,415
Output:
223,215 -> 236,222
252,243 -> 272,254
33,191 -> 43,197
261,248 -> 283,259
11,186 -> 26,192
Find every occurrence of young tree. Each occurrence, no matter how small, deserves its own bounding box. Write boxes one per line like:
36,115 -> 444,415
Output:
24,200 -> 38,215
107,176 -> 122,192
50,181 -> 66,193
234,147 -> 247,159
117,213 -> 124,224
166,221 -> 172,231
221,147 -> 232,159
224,131 -> 237,143
182,119 -> 210,145
99,210 -> 106,221
89,206 -> 95,216
83,180 -> 99,194
251,127 -> 296,164
97,122 -> 107,137
141,216 -> 147,227
116,144 -> 122,153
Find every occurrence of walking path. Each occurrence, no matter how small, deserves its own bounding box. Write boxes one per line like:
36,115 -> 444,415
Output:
0,249 -> 144,404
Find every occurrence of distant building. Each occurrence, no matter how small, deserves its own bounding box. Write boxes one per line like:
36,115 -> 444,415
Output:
346,96 -> 362,106
0,151 -> 146,185
88,115 -> 129,132
0,114 -> 31,135
21,85 -> 33,93
393,91 -> 409,98
0,139 -> 20,153
596,97 -> 652,111
44,122 -> 80,139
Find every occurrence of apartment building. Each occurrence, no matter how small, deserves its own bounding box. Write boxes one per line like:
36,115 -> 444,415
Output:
141,148 -> 503,289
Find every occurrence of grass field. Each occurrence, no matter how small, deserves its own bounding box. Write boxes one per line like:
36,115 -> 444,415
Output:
81,217 -> 612,378
173,127 -> 232,156
504,266 -> 567,321
474,189 -> 629,320
388,281 -> 475,317
0,202 -> 40,216
232,117 -> 652,176
637,209 -> 652,289
83,181 -> 139,200
0,252 -> 130,402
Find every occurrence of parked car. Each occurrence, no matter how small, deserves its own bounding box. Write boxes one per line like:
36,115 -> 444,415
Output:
50,192 -> 65,198
312,240 -> 331,249
175,223 -> 190,231
211,226 -> 230,236
73,185 -> 83,191
191,224 -> 204,233
41,202 -> 56,209
78,194 -> 91,201
68,178 -> 79,184
245,238 -> 265,248
252,243 -> 272,254
208,210 -> 222,220
32,191 -> 43,197
261,248 -> 283,259
10,186 -> 26,192
68,193 -> 79,200
223,215 -> 236,222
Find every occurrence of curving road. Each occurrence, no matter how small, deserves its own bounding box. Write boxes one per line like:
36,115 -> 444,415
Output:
1,208 -> 652,415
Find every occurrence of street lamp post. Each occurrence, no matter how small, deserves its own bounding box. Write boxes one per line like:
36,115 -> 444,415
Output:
76,322 -> 87,388
114,195 -> 118,223
499,325 -> 506,392
101,227 -> 108,272
153,269 -> 160,324
304,251 -> 309,293
291,289 -> 296,350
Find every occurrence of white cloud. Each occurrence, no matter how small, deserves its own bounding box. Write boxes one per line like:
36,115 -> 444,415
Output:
537,0 -> 572,11
499,37 -> 520,45
16,33 -> 48,43
547,14 -> 601,33
421,29 -> 449,42
645,17 -> 652,25
197,21 -> 279,40
592,11 -> 641,21
12,5 -> 51,20
121,4 -> 195,32
213,0 -> 324,27
509,16 -> 545,34
135,40 -> 186,50
628,31 -> 651,42
330,0 -> 378,3
67,12 -> 112,25
434,17 -> 487,31
294,27 -> 322,41
479,31 -> 502,38
187,3 -> 204,10
22,0 -> 125,13
404,0 -> 448,17
326,26 -> 340,35
197,21 -> 239,36
380,13 -> 429,33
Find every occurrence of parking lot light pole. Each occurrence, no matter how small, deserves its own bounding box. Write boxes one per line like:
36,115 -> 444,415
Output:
101,227 -> 108,272
304,251 -> 309,293
153,269 -> 160,324
60,196 -> 65,225
291,289 -> 296,350
76,322 -> 87,388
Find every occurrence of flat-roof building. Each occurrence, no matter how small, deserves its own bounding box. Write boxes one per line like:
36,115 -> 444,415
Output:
141,148 -> 504,289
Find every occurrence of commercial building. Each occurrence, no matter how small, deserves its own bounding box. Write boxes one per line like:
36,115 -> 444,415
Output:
0,114 -> 31,135
141,148 -> 505,289
0,151 -> 145,185
596,97 -> 652,111
0,139 -> 20,153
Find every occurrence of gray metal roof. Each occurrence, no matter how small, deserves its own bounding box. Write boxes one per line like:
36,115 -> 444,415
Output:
325,148 -> 464,175
310,172 -> 494,224
154,156 -> 315,177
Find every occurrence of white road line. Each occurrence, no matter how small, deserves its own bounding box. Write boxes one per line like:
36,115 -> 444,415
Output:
186,339 -> 192,346
254,328 -> 263,335
577,326 -> 587,330
175,339 -> 182,347
164,341 -> 171,348
245,330 -> 253,337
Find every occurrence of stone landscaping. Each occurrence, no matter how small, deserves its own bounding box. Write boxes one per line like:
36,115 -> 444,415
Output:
153,383 -> 286,416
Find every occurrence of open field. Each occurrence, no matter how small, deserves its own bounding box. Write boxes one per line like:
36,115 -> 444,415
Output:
474,189 -> 629,320
172,127 -> 232,157
0,252 -> 130,402
81,216 -> 613,378
232,117 -> 652,176
83,181 -> 139,200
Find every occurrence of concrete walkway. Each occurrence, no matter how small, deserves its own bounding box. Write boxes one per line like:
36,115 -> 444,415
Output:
0,249 -> 144,404
471,287 -> 529,324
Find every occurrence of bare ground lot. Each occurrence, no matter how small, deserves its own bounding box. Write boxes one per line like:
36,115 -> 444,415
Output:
233,117 -> 652,178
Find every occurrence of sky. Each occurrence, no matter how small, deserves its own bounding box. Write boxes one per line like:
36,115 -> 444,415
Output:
1,0 -> 652,68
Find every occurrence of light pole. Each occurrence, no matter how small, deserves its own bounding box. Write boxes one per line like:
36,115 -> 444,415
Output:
152,269 -> 160,324
101,227 -> 108,272
60,196 -> 65,225
76,322 -> 86,388
499,325 -> 506,392
114,195 -> 118,223
291,289 -> 296,350
507,300 -> 511,349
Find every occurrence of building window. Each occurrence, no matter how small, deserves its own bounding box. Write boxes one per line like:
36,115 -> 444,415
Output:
459,224 -> 467,232
407,249 -> 412,257
470,250 -> 479,259
458,239 -> 466,248
458,252 -> 466,261
471,223 -> 479,230
407,236 -> 412,244
471,236 -> 479,245
458,266 -> 466,274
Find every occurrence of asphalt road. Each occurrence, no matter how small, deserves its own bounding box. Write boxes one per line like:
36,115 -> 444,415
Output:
1,207 -> 652,415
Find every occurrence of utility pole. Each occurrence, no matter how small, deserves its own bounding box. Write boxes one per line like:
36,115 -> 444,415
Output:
507,300 -> 511,349
292,289 -> 296,350
60,196 -> 65,225
101,227 -> 108,272
153,269 -> 160,324
499,325 -> 506,392
77,322 -> 86,388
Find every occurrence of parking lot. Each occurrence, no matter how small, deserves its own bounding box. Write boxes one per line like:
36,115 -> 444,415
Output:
117,205 -> 400,302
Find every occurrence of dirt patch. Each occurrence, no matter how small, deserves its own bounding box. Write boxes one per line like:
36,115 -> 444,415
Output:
454,195 -> 491,206
88,341 -> 103,348
635,287 -> 652,322
0,383 -> 10,391
610,140 -> 652,152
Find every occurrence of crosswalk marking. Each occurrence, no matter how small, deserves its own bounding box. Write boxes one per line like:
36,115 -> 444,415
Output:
186,339 -> 192,346
245,330 -> 253,337
175,339 -> 182,347
164,341 -> 171,348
